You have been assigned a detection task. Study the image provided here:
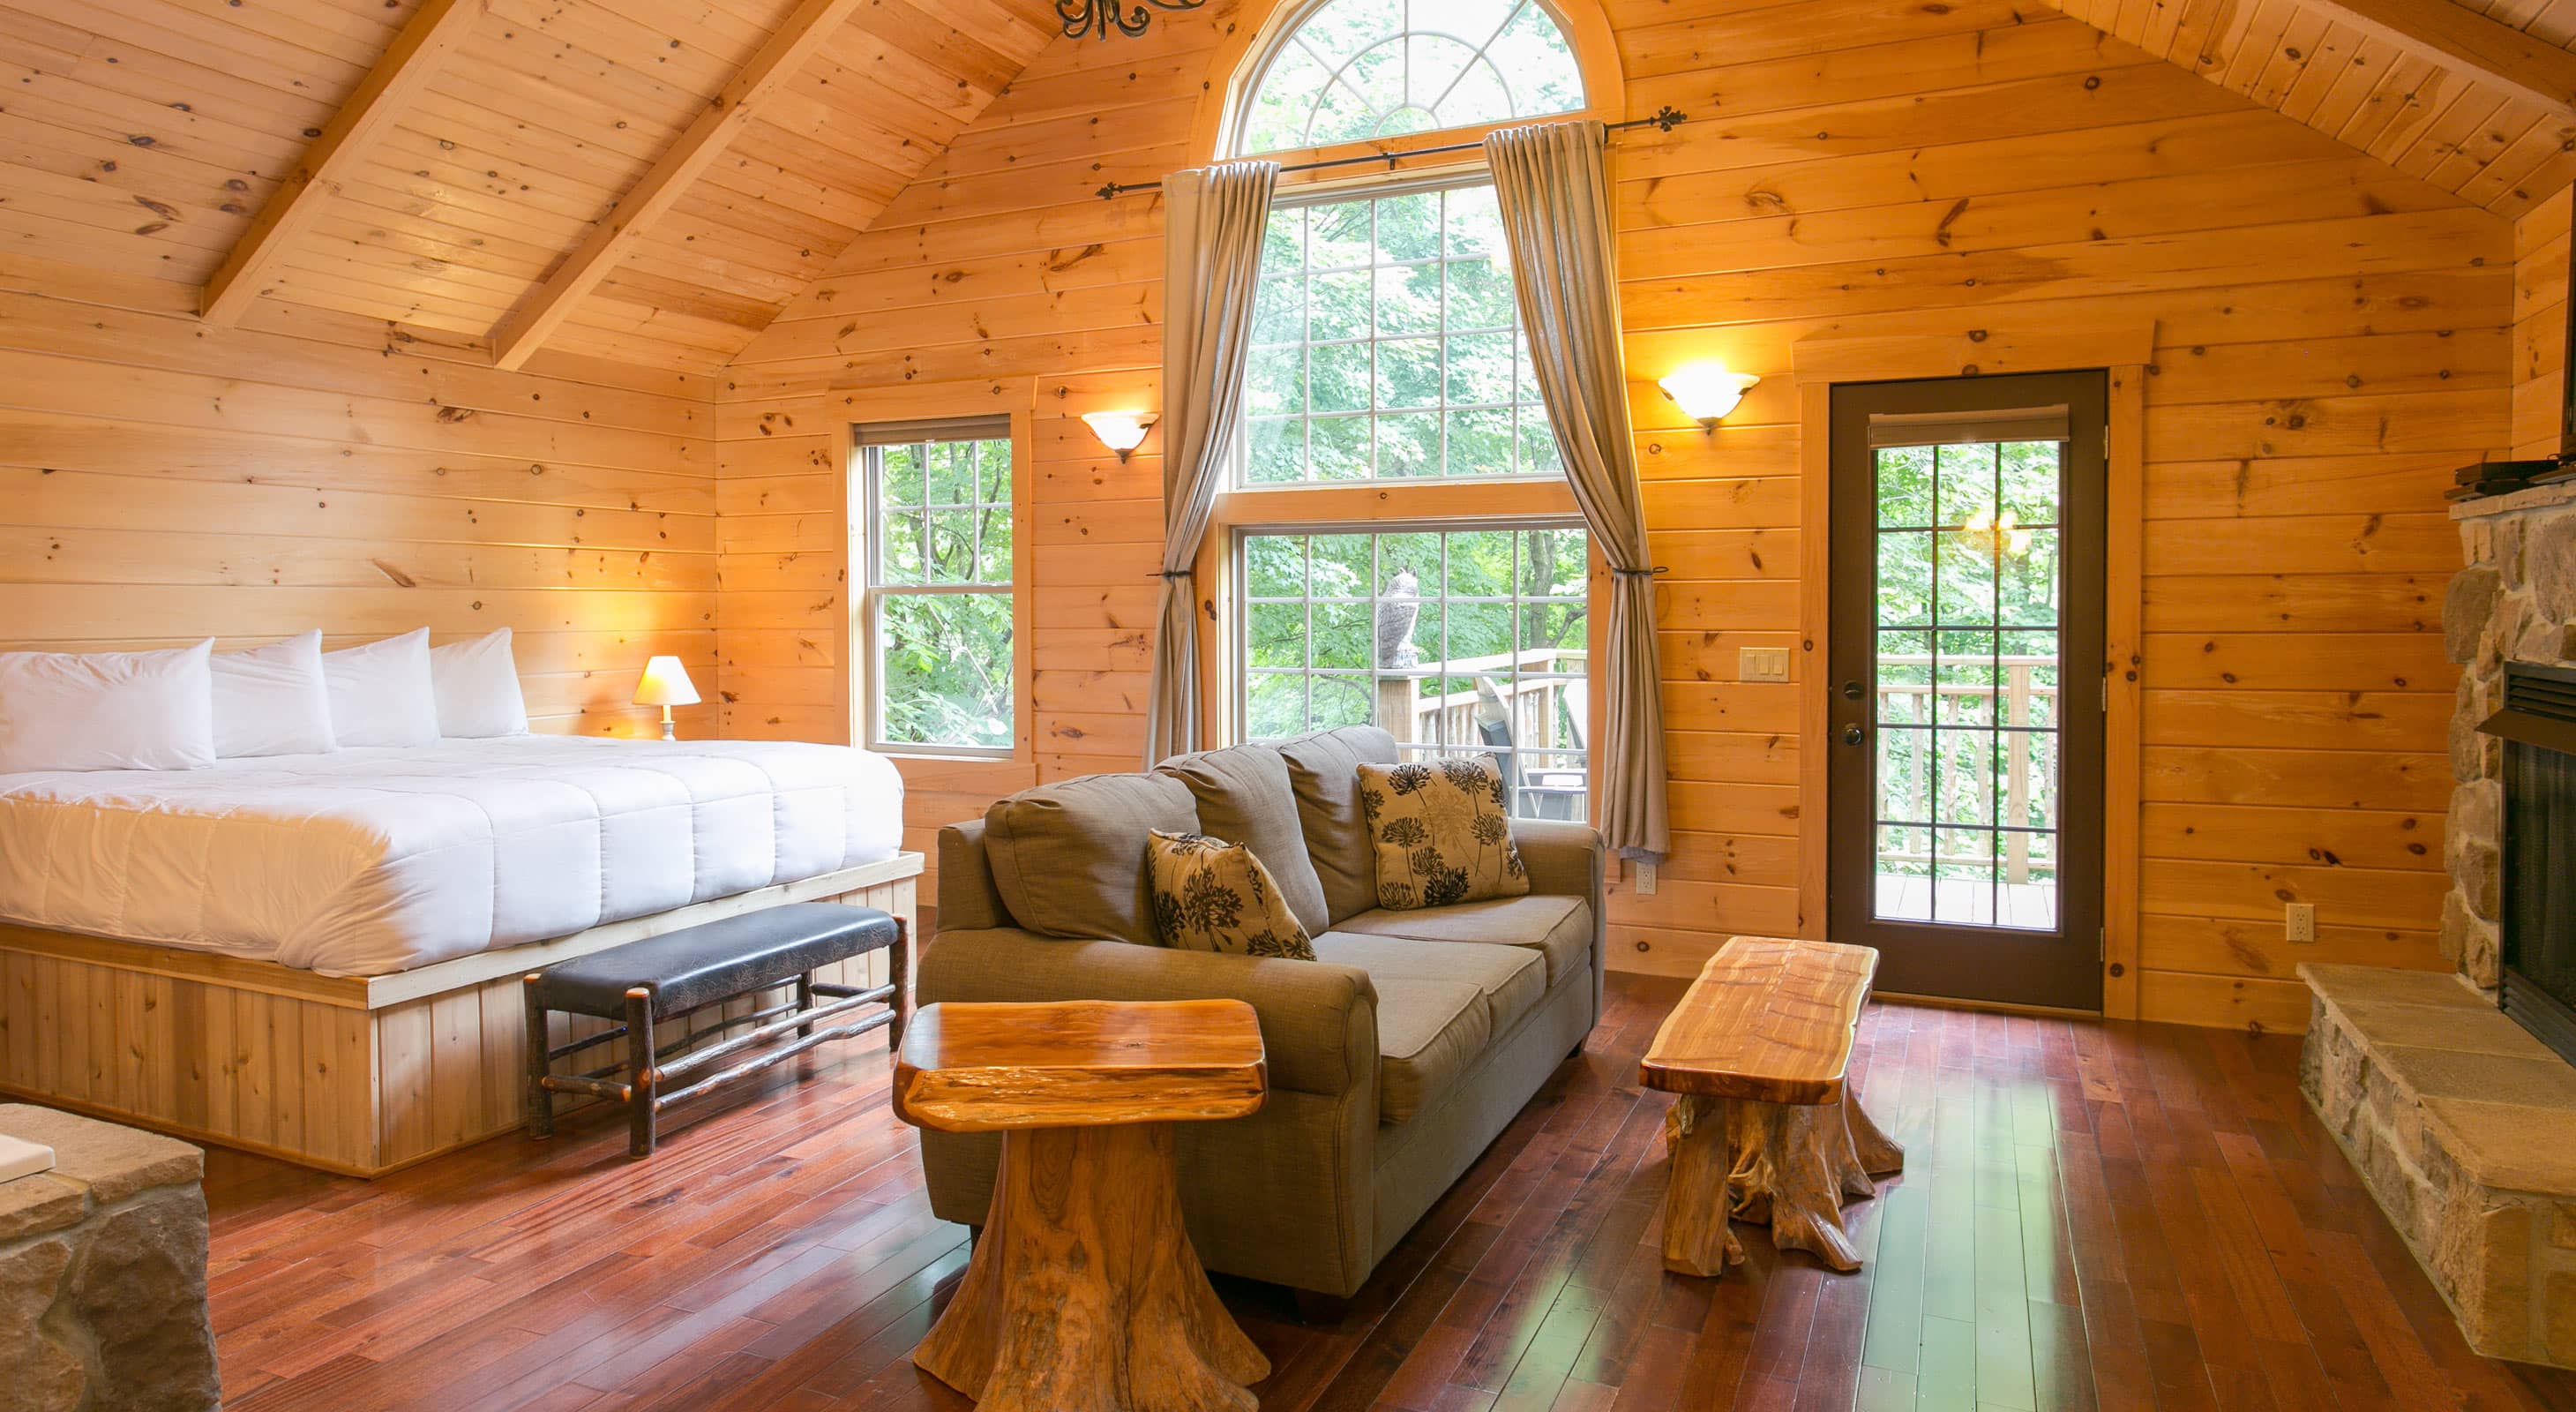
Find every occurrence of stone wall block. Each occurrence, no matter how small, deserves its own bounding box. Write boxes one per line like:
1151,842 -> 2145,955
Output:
70,1187 -> 220,1412
2499,517 -> 2528,590
2528,514 -> 2576,622
0,1236 -> 86,1412
2446,563 -> 2502,665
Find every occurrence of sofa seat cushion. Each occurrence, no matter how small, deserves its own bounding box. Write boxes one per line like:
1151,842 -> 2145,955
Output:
1313,932 -> 1541,1037
1368,976 -> 1489,1125
1339,895 -> 1591,987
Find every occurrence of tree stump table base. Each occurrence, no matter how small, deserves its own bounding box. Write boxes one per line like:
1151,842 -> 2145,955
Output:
894,1000 -> 1272,1412
1639,936 -> 1906,1279
914,1122 -> 1268,1411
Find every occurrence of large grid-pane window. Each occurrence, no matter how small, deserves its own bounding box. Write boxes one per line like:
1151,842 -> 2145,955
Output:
1240,522 -> 1588,820
859,418 -> 1015,755
1244,180 -> 1561,486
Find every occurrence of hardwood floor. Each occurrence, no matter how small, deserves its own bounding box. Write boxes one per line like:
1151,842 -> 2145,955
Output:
202,973 -> 2576,1411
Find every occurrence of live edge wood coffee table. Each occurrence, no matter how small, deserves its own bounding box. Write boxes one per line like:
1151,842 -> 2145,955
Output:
894,998 -> 1271,1412
1638,935 -> 1906,1277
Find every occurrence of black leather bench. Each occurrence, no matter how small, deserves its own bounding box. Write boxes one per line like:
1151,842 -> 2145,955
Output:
522,902 -> 908,1157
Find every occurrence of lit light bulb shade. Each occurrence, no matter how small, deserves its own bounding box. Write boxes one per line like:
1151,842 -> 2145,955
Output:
633,654 -> 700,708
1656,364 -> 1760,424
1081,410 -> 1154,453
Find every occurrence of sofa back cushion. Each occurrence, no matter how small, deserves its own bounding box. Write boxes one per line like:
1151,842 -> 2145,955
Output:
1154,742 -> 1330,936
1274,725 -> 1399,924
982,772 -> 1199,945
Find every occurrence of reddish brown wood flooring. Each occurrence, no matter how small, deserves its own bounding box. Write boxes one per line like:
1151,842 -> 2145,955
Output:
202,974 -> 2576,1411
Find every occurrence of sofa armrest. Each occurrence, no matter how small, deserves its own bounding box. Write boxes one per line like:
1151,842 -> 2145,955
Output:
1515,818 -> 1605,901
917,927 -> 1379,1100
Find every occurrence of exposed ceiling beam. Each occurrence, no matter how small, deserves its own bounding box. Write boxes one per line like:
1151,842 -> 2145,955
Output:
199,0 -> 486,325
2291,0 -> 2576,120
487,0 -> 873,371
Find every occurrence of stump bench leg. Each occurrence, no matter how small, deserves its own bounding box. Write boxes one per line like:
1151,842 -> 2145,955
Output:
1661,1096 -> 1747,1277
1659,1078 -> 1906,1278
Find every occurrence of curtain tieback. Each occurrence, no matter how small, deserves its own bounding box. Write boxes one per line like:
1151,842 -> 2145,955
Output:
1149,569 -> 1195,580
1610,566 -> 1668,578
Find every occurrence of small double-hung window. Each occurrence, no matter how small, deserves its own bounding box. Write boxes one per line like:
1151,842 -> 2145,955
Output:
857,417 -> 1015,756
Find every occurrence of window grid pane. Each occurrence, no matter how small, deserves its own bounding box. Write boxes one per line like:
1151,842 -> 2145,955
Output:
1245,183 -> 1555,488
1241,523 -> 1587,822
1232,0 -> 1585,157
864,438 -> 1016,755
1868,438 -> 2062,931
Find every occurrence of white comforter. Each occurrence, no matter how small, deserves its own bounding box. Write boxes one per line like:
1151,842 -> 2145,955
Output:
0,737 -> 905,977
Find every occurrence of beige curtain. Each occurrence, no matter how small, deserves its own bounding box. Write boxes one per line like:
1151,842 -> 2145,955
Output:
1145,160 -> 1278,765
1485,120 -> 1670,860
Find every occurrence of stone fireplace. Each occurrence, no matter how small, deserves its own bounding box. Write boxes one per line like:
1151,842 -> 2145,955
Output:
2295,481 -> 2576,1369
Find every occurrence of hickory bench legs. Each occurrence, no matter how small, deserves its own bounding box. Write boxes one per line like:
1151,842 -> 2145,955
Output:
1660,1078 -> 1906,1277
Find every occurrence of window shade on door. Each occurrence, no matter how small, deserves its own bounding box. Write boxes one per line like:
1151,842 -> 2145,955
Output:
1866,405 -> 2071,448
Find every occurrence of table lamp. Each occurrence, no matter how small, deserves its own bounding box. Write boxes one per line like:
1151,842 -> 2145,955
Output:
633,655 -> 699,741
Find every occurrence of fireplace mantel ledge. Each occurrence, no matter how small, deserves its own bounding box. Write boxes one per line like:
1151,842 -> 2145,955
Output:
2452,478 -> 2576,521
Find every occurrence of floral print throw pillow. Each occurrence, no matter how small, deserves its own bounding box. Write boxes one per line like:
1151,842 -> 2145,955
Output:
1354,755 -> 1530,910
1145,830 -> 1318,960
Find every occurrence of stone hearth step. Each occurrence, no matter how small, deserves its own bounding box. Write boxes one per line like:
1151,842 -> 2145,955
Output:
2300,963 -> 2576,1368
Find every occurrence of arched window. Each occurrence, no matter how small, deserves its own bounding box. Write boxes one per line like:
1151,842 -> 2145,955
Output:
1232,0 -> 1586,157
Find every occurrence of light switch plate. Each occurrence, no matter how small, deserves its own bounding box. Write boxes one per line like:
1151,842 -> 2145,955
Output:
1740,646 -> 1791,682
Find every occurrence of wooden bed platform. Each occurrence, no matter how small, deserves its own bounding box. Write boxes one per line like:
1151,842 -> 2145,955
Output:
0,852 -> 922,1176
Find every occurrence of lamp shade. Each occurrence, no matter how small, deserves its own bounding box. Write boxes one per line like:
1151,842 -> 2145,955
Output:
633,655 -> 700,708
1080,410 -> 1154,455
1657,364 -> 1761,426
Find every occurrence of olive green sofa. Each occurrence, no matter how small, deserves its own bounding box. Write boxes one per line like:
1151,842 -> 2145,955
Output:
914,725 -> 1606,1298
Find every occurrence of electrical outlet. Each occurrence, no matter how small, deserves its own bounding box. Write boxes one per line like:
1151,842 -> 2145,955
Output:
1635,860 -> 1658,896
2285,902 -> 2316,944
1740,646 -> 1791,682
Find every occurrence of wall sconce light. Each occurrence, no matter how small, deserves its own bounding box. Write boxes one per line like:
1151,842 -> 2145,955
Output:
1657,364 -> 1761,432
1081,410 -> 1157,462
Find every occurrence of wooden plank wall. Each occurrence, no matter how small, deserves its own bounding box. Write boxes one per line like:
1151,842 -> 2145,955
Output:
0,254 -> 719,738
2513,187 -> 2571,459
711,0 -> 2517,1028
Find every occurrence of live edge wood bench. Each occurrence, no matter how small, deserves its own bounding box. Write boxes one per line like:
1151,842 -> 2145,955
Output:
522,902 -> 908,1157
1638,935 -> 1905,1277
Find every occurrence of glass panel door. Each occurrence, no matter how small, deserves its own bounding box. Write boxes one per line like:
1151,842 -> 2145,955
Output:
1826,372 -> 2107,1012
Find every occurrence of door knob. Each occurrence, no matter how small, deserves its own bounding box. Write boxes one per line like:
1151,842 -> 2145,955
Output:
1842,724 -> 1866,747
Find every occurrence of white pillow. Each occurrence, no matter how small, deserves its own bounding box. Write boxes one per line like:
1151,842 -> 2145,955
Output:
321,629 -> 441,747
0,642 -> 217,773
211,630 -> 336,758
431,628 -> 530,739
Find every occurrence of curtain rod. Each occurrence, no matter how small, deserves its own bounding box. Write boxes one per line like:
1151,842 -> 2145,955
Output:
1093,106 -> 1690,200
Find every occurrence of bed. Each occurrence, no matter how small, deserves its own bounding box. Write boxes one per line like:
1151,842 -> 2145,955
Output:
0,737 -> 922,1175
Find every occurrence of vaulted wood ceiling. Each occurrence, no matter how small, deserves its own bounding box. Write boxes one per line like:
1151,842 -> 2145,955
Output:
2048,0 -> 2576,212
0,0 -> 1055,372
4,0 -> 2572,375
